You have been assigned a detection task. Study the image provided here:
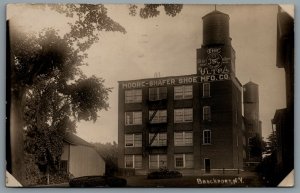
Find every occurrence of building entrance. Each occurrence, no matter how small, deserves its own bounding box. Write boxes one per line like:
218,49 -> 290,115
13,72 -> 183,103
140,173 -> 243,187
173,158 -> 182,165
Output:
204,158 -> 211,173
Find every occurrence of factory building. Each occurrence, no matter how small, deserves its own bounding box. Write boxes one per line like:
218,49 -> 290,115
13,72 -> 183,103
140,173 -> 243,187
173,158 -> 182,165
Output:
118,10 -> 261,176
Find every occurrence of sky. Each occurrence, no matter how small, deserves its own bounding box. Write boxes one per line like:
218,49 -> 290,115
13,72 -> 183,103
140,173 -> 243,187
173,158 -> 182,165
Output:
7,4 -> 290,143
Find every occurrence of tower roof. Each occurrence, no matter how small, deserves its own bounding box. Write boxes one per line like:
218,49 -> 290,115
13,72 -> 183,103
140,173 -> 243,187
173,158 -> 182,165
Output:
244,81 -> 258,86
202,10 -> 229,19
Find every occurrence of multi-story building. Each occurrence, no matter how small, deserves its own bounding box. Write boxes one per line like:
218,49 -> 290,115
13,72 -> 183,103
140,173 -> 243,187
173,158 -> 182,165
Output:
271,5 -> 294,182
118,10 -> 259,176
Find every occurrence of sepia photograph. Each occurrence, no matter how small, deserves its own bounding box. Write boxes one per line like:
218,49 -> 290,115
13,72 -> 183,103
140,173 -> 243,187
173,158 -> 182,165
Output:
6,4 -> 294,187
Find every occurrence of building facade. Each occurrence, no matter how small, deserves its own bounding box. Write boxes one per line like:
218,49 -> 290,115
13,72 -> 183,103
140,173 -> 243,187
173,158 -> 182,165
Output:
118,10 -> 259,176
271,6 -> 294,182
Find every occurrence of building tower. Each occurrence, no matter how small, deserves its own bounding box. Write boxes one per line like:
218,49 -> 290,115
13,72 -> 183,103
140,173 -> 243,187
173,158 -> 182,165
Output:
196,10 -> 244,173
243,81 -> 262,168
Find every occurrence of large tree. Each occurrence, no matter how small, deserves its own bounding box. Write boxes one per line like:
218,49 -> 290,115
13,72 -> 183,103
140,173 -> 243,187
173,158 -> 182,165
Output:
8,4 -> 183,184
12,28 -> 111,184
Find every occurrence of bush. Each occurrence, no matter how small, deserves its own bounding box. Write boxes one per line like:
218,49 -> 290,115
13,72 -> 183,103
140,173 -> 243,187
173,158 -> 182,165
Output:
69,176 -> 127,187
147,168 -> 182,179
37,173 -> 69,185
106,176 -> 127,187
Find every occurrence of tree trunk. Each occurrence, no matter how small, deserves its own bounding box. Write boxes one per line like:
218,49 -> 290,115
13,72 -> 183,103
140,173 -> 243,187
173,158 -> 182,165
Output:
47,169 -> 50,185
8,89 -> 25,185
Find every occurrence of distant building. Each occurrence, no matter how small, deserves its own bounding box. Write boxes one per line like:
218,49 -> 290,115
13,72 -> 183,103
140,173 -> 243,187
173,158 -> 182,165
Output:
272,6 -> 294,180
243,82 -> 262,168
118,10 -> 261,176
61,132 -> 105,177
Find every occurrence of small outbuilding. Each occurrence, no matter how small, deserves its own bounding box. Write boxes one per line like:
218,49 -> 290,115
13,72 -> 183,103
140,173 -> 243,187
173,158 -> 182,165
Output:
60,132 -> 105,177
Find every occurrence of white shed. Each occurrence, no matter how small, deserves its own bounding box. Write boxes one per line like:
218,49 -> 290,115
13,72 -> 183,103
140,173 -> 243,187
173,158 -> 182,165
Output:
61,132 -> 105,177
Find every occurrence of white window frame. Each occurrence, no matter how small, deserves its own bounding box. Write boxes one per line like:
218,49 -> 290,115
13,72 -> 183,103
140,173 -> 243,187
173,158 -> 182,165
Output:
149,154 -> 167,169
125,89 -> 142,103
203,129 -> 211,145
149,87 -> 167,101
174,108 -> 193,123
174,154 -> 184,168
203,106 -> 211,121
174,154 -> 194,169
125,111 -> 142,125
174,85 -> 193,100
203,83 -> 210,98
174,131 -> 193,146
149,132 -> 167,146
125,155 -> 142,169
149,110 -> 167,123
125,133 -> 142,147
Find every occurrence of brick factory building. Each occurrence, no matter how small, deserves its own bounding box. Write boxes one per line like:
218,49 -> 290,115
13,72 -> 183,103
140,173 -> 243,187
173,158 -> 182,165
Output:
118,10 -> 261,176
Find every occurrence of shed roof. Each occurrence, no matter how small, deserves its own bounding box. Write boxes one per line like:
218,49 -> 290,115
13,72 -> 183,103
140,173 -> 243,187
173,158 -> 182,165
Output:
64,132 -> 93,147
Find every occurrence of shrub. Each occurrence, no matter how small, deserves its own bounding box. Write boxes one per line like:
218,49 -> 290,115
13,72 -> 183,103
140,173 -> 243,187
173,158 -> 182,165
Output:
69,176 -> 127,187
147,168 -> 182,179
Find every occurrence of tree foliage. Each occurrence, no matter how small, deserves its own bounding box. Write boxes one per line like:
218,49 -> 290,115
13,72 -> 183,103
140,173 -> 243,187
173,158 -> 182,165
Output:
264,132 -> 277,155
49,4 -> 126,51
129,4 -> 183,19
248,135 -> 263,158
15,29 -> 111,175
93,142 -> 118,176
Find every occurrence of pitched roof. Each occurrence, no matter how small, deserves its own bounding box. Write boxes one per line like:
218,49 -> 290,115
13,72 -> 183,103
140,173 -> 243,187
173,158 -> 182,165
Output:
63,132 -> 93,147
272,108 -> 287,123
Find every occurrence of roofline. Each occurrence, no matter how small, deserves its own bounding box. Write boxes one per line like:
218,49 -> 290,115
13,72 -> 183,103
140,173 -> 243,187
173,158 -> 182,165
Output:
118,74 -> 198,83
244,81 -> 259,86
202,10 -> 230,19
63,132 -> 93,147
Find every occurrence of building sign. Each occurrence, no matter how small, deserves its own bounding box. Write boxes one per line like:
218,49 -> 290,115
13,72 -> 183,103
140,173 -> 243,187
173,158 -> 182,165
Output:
197,46 -> 232,76
121,74 -> 230,89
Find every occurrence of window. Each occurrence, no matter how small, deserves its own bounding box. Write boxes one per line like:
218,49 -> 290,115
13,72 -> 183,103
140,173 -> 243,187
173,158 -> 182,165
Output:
174,131 -> 193,146
174,108 -> 193,123
149,154 -> 167,169
203,106 -> 211,121
149,110 -> 167,123
125,155 -> 133,168
203,83 -> 210,97
125,111 -> 142,125
174,155 -> 184,168
125,89 -> 142,103
203,130 -> 211,144
125,155 -> 142,169
174,154 -> 194,168
248,137 -> 254,146
149,87 -> 167,101
149,133 -> 167,146
185,154 -> 194,168
125,133 -> 142,147
174,85 -> 193,100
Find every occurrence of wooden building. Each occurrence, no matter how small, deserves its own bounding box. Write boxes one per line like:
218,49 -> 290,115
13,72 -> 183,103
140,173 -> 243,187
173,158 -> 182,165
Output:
61,132 -> 105,177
